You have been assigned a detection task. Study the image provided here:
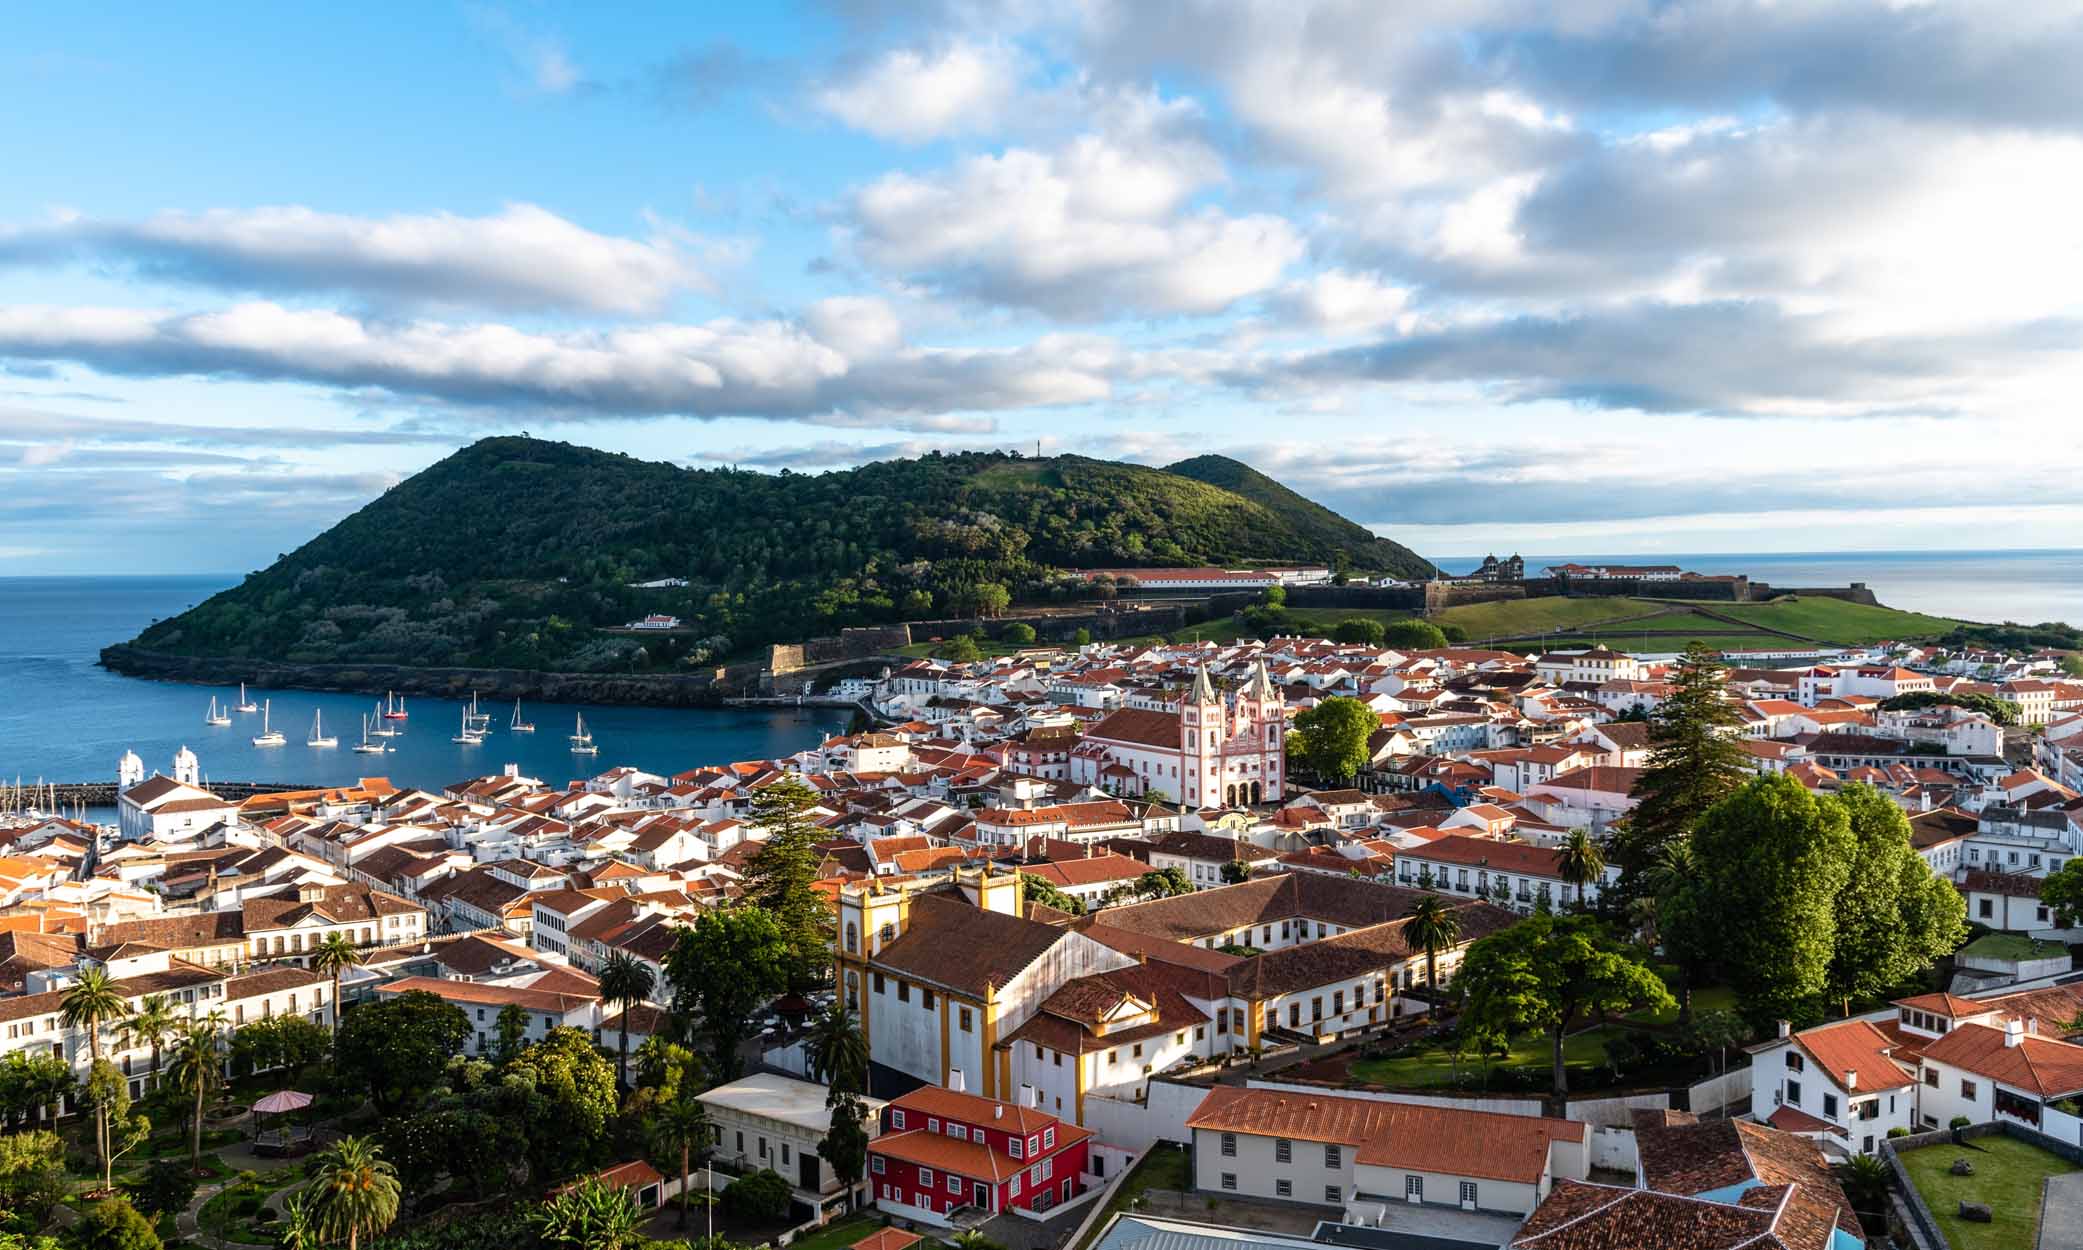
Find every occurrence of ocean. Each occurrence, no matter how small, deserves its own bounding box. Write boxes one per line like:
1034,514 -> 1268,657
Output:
1430,549 -> 2083,628
0,575 -> 848,789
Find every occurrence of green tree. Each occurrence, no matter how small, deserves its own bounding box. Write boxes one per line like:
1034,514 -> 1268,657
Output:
117,995 -> 178,1094
1262,585 -> 1287,609
2060,653 -> 2083,678
308,1136 -> 400,1250
1221,859 -> 1252,884
275,1191 -> 318,1250
1404,895 -> 1460,991
1555,829 -> 1606,910
498,1026 -> 619,1183
1072,627 -> 1092,647
598,952 -> 656,1091
0,1130 -> 68,1225
334,990 -> 471,1117
722,1168 -> 793,1222
1619,644 -> 1748,868
1020,875 -> 1086,916
1001,622 -> 1036,645
2042,859 -> 2083,927
494,1003 -> 531,1064
1456,913 -> 1674,1104
1824,784 -> 1968,1015
60,966 -> 131,1184
310,933 -> 366,1040
1691,774 -> 1855,1028
935,634 -> 984,662
820,1090 -> 871,1211
163,1016 -> 224,1173
647,1089 -> 710,1230
1287,695 -> 1378,785
129,1159 -> 197,1217
1644,840 -> 1711,1025
80,1061 -> 149,1193
1135,868 -> 1193,899
0,1052 -> 73,1129
68,1196 -> 160,1250
527,1175 -> 644,1250
1841,1152 -> 1893,1215
1381,619 -> 1449,650
667,908 -> 791,1083
805,1005 -> 868,1095
1333,618 -> 1387,645
743,778 -> 839,994
230,1014 -> 328,1077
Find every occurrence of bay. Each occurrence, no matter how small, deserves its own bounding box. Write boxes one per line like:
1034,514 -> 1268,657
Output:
0,575 -> 848,788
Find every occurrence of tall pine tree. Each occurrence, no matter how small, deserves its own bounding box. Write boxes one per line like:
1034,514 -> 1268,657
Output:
1618,643 -> 1749,871
742,777 -> 837,994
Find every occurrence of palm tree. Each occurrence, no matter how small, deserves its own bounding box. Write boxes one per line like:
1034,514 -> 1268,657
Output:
1404,895 -> 1461,994
526,1175 -> 643,1250
1841,1152 -> 1892,1214
648,1088 -> 709,1229
597,952 -> 655,1091
310,933 -> 366,1040
1557,828 -> 1606,909
805,1004 -> 868,1095
277,1190 -> 319,1250
119,993 -> 179,1092
59,966 -> 132,1064
309,1136 -> 401,1250
61,966 -> 132,1184
164,1015 -> 225,1172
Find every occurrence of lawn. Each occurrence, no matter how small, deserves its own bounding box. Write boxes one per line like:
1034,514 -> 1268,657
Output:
1433,596 -> 1652,640
1713,595 -> 1960,643
1625,984 -> 1738,1027
1348,1024 -> 1624,1087
1960,933 -> 2068,962
1899,1135 -> 2079,1250
1076,1143 -> 1190,1250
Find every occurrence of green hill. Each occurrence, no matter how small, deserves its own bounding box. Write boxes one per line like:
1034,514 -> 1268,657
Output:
1163,455 -> 1431,579
121,438 -> 1431,672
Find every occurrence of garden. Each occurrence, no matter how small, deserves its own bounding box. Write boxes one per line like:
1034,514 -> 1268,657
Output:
1897,1135 -> 2080,1250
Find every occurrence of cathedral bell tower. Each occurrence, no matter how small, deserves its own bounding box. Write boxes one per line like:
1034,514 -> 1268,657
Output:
1182,665 -> 1221,809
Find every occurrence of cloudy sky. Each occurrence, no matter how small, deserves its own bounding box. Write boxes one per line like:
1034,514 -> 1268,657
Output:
6,2 -> 2083,574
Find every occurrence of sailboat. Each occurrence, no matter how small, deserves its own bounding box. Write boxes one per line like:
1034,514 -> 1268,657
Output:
369,701 -> 398,738
306,710 -> 338,749
466,691 -> 493,737
204,696 -> 231,727
569,713 -> 598,755
251,700 -> 285,746
382,691 -> 408,721
234,682 -> 258,714
353,714 -> 388,754
452,705 -> 484,745
510,698 -> 535,733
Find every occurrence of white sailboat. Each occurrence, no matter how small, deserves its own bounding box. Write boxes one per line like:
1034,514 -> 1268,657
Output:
569,713 -> 598,755
251,700 -> 285,746
466,691 -> 493,736
306,710 -> 338,749
369,701 -> 398,738
510,698 -> 535,733
204,696 -> 231,727
452,705 -> 484,745
234,682 -> 258,714
353,713 -> 387,754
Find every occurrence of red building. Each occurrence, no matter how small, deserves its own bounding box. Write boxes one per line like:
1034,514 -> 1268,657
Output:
867,1086 -> 1093,1223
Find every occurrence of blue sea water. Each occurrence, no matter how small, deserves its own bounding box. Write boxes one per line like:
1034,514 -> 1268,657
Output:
0,575 -> 848,787
1430,549 -> 2083,629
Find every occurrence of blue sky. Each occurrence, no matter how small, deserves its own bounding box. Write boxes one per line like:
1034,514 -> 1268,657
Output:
6,2 -> 2083,574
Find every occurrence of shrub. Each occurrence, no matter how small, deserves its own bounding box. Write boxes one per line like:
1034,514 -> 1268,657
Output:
1382,619 -> 1450,650
130,1159 -> 197,1216
1000,622 -> 1036,645
1948,1116 -> 1972,1130
70,1196 -> 161,1250
1886,1127 -> 1910,1139
723,1168 -> 794,1223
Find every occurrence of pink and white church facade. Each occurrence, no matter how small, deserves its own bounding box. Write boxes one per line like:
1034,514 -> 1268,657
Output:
1070,663 -> 1287,807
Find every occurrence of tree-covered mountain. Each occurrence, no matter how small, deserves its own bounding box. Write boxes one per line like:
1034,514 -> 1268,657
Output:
124,438 -> 1434,672
1162,454 -> 1427,577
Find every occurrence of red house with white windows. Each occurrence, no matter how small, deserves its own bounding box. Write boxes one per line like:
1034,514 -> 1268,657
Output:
867,1086 -> 1093,1223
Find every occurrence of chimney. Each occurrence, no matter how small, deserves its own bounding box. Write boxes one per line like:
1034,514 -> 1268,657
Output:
1844,1070 -> 1857,1092
949,1070 -> 966,1092
2006,1018 -> 2025,1048
1776,1020 -> 1791,1040
994,1104 -> 1004,1119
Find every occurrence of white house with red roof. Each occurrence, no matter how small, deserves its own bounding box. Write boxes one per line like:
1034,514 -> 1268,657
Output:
1747,1017 -> 1918,1157
1391,835 -> 1616,913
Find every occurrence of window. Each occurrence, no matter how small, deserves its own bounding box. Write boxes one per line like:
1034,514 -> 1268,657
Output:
1011,1173 -> 1022,1196
1325,1186 -> 1341,1204
897,981 -> 910,1003
871,1157 -> 885,1175
1220,1133 -> 1236,1157
1925,1068 -> 1939,1087
1028,1136 -> 1040,1156
947,1175 -> 961,1194
1978,899 -> 1994,919
1324,1145 -> 1341,1168
1009,1137 -> 1024,1159
922,988 -> 935,1008
782,1144 -> 791,1164
1459,1181 -> 1478,1207
1220,1173 -> 1237,1191
892,1110 -> 906,1130
1132,1043 -> 1143,1059
1823,1093 -> 1839,1118
921,1168 -> 935,1186
1785,1079 -> 1802,1105
1860,1101 -> 1880,1121
959,1007 -> 974,1033
874,973 -> 886,994
1044,1127 -> 1055,1149
1405,1176 -> 1423,1200
928,1118 -> 941,1133
1785,1051 -> 1804,1072
1275,1138 -> 1292,1163
1275,1180 -> 1292,1198
1961,1079 -> 1978,1099
949,1124 -> 966,1141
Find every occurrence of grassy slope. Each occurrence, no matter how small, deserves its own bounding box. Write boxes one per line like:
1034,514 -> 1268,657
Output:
1716,595 -> 1960,642
1162,454 -> 1434,578
1432,597 -> 1653,639
1900,1136 -> 2075,1250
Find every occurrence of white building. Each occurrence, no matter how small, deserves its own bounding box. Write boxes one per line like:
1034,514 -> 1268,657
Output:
1747,1018 -> 1917,1157
1069,665 -> 1286,809
699,1072 -> 887,1215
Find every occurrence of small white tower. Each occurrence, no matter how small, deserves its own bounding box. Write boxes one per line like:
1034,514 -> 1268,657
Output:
172,746 -> 200,787
117,751 -> 145,793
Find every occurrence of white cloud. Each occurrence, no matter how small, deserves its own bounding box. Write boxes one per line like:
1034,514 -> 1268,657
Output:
1269,270 -> 1413,334
0,204 -> 717,314
816,41 -> 1018,142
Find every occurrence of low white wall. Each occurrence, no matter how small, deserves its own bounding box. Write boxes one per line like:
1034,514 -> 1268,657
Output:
1588,1125 -> 1638,1175
1245,1079 -> 1545,1118
2045,1106 -> 2083,1149
1559,1093 -> 1669,1127
1082,1079 -> 1208,1152
1685,1069 -> 1750,1117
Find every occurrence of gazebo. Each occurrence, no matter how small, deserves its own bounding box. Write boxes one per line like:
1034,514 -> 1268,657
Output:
252,1089 -> 316,1156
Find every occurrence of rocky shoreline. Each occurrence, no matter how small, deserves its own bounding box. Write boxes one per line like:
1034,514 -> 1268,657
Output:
97,643 -> 763,708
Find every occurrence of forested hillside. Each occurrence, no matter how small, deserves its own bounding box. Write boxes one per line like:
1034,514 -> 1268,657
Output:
124,439 -> 1432,671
